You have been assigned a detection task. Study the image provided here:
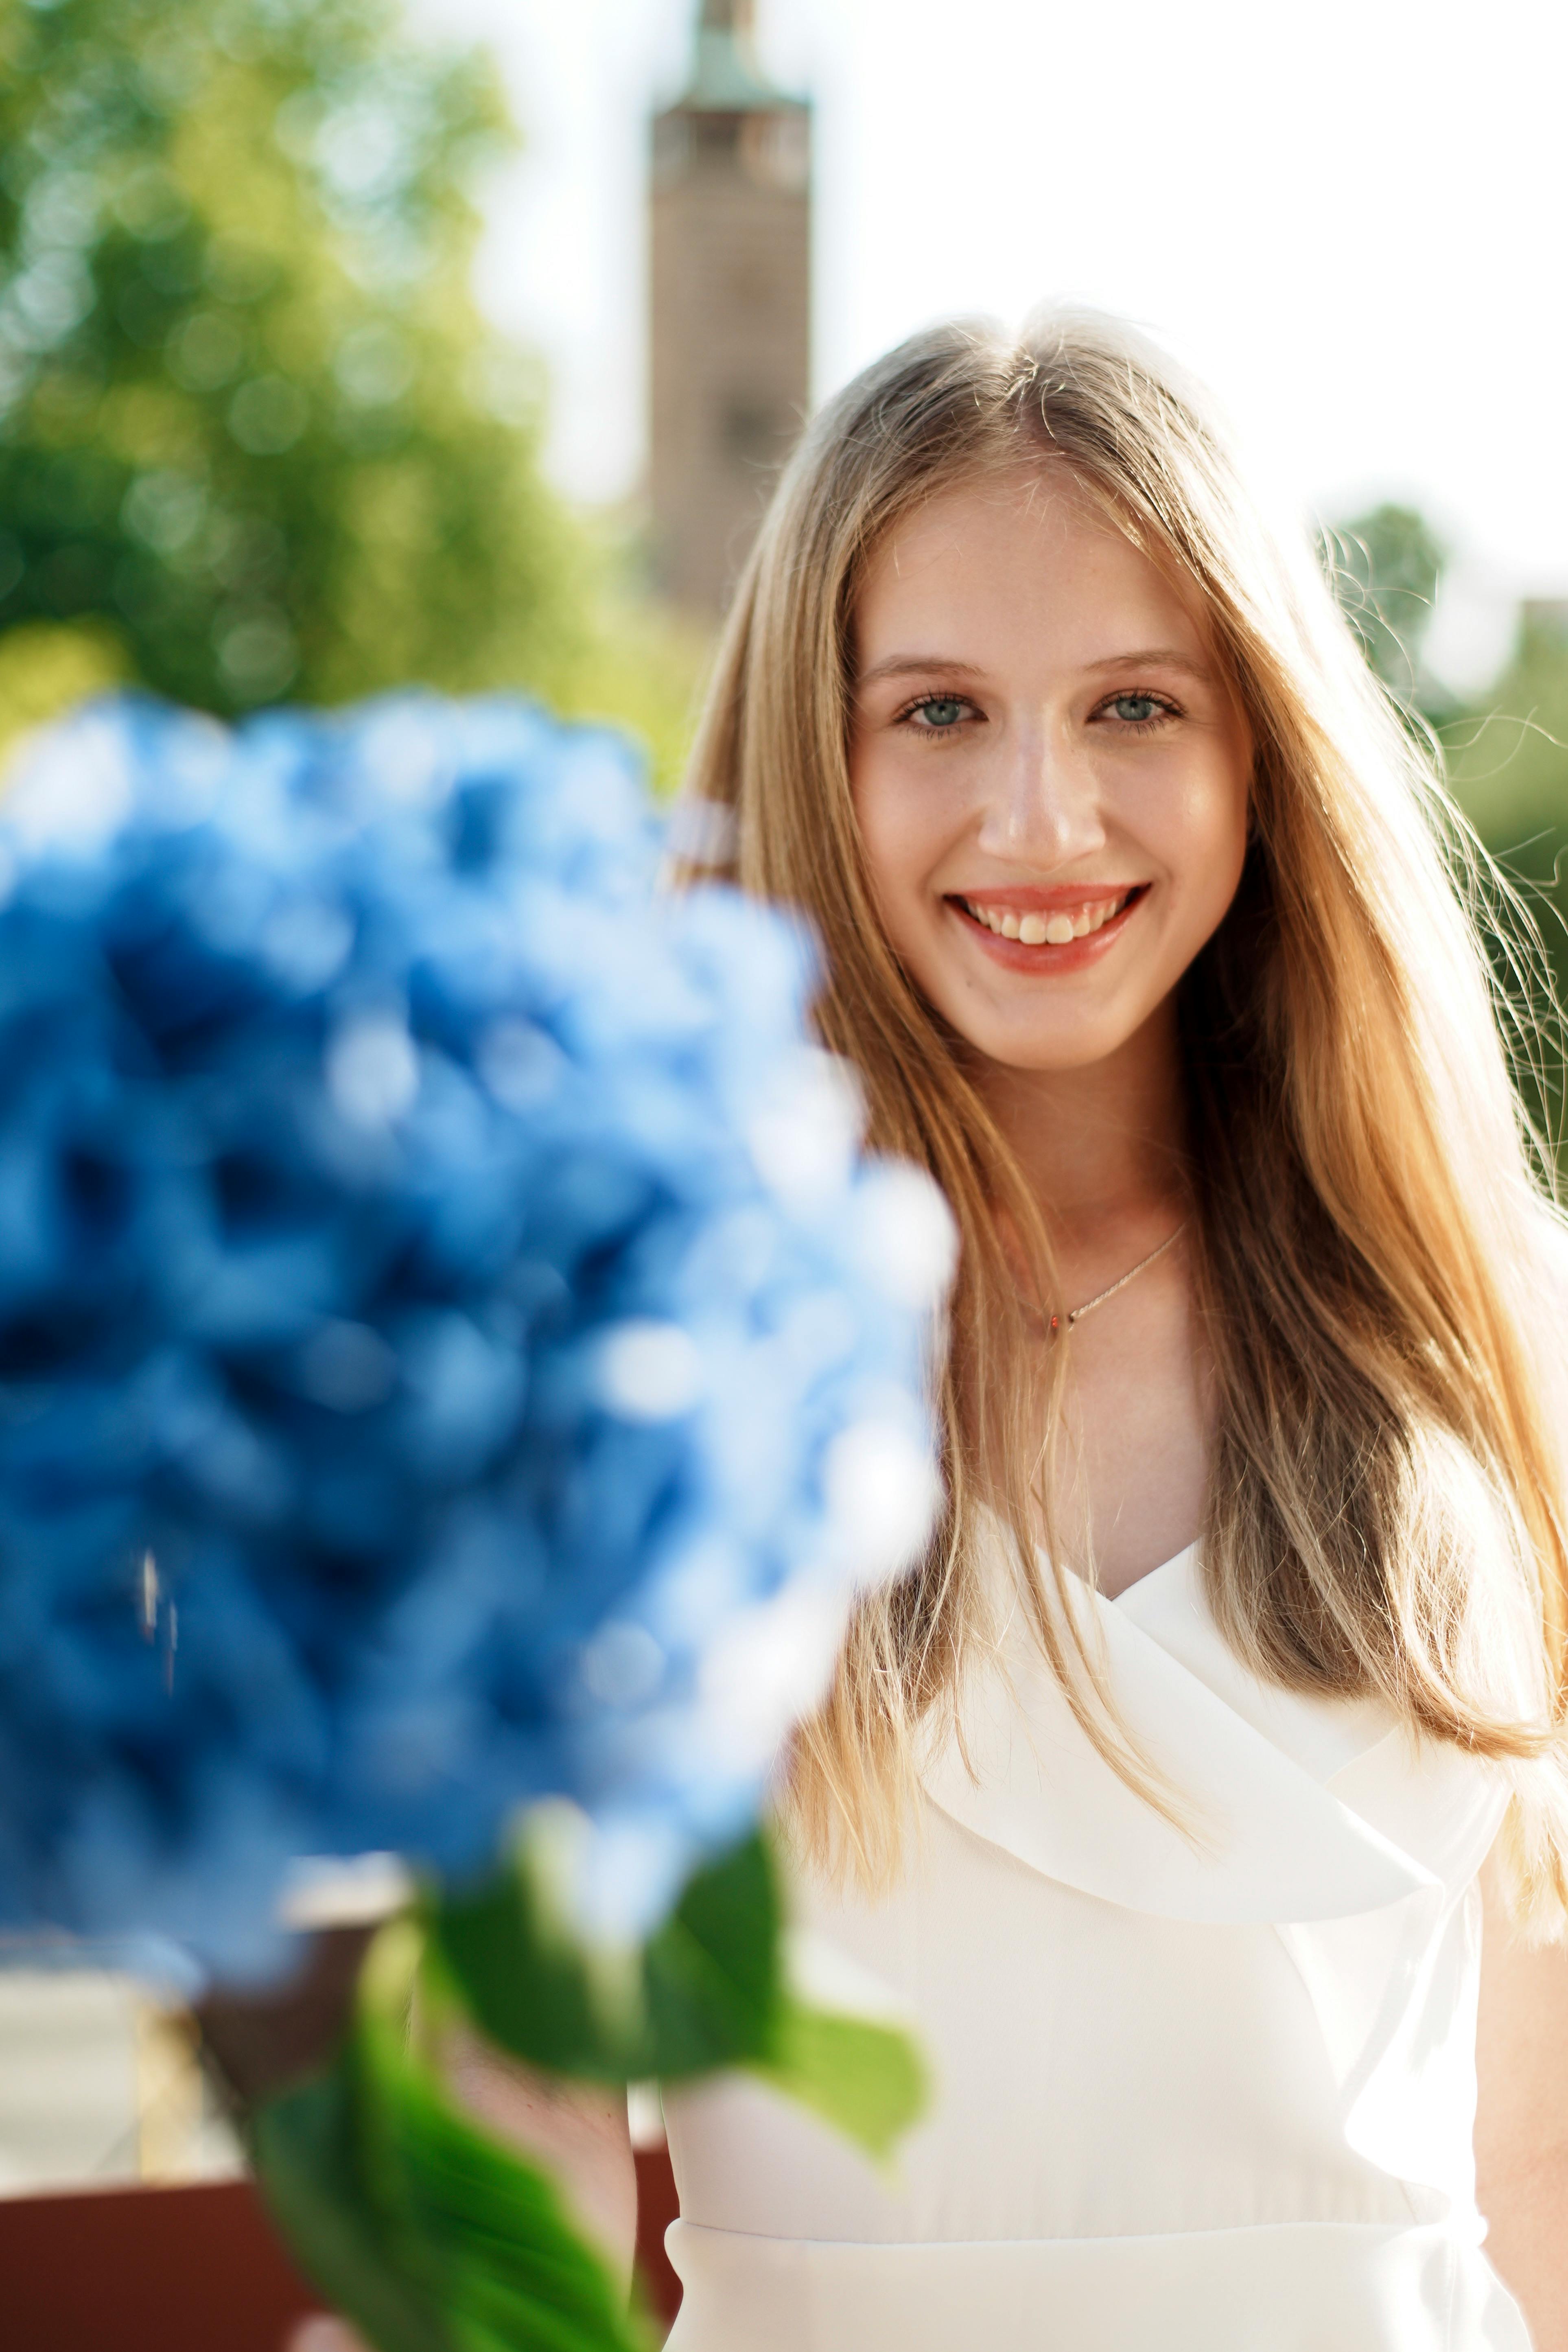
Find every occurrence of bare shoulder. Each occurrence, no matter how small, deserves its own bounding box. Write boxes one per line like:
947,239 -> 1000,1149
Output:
1475,1849 -> 1568,2340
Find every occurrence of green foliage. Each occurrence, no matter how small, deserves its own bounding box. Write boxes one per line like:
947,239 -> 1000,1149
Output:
254,1917 -> 651,2352
430,1828 -> 927,2162
0,0 -> 713,786
0,0 -> 590,715
1320,502 -> 1447,709
0,613 -> 127,754
429,1830 -> 782,2087
1315,506 -> 1568,1161
253,1838 -> 927,2351
750,1990 -> 927,2166
1444,608 -> 1568,873
1317,498 -> 1568,934
1442,607 -> 1568,1158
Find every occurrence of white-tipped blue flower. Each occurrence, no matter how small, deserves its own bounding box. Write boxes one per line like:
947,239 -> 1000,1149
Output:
0,692 -> 951,1976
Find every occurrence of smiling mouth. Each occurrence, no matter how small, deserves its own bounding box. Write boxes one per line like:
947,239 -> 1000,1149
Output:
950,888 -> 1144,945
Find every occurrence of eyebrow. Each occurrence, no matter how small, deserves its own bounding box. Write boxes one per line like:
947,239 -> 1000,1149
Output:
856,645 -> 1216,688
1098,647 -> 1215,681
857,655 -> 986,686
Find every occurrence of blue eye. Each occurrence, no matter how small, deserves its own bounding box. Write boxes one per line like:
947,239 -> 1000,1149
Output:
1107,693 -> 1167,725
912,697 -> 968,729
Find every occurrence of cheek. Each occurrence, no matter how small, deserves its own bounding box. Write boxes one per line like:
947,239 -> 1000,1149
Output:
1166,752 -> 1251,931
850,756 -> 934,934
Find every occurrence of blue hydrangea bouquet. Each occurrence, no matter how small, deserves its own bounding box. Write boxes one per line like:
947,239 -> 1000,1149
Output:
0,693 -> 949,2350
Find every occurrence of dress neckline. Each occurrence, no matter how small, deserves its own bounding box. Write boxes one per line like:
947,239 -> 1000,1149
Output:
928,1528 -> 1440,1926
1094,1540 -> 1201,1608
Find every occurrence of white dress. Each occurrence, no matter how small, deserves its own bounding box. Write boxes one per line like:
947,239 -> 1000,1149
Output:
661,1544 -> 1533,2349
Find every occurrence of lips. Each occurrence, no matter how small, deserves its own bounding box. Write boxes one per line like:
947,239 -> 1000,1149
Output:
955,891 -> 1134,945
941,884 -> 1148,969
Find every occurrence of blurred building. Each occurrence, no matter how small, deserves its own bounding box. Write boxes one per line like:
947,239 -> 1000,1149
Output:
649,0 -> 811,613
0,1971 -> 239,2196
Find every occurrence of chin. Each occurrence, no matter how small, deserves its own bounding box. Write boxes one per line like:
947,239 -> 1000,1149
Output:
964,1023 -> 1141,1075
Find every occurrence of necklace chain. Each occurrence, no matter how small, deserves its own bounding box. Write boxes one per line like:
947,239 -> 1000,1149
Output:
1046,1220 -> 1188,1336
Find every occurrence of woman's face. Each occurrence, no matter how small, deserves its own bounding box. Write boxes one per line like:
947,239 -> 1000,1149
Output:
849,468 -> 1253,1076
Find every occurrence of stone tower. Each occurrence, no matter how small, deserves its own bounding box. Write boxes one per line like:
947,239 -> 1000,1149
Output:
649,1 -> 811,613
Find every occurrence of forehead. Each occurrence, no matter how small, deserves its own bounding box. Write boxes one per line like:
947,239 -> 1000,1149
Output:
854,467 -> 1210,670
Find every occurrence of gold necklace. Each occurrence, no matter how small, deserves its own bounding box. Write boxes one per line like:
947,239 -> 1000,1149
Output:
1044,1220 -> 1188,1336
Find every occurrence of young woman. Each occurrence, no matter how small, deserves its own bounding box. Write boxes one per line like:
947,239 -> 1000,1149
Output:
299,311 -> 1568,2352
648,311 -> 1568,2350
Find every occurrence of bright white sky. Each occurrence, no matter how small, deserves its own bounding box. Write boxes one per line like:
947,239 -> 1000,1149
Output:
409,0 -> 1568,690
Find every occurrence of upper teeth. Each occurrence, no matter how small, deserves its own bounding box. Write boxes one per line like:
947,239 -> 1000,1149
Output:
961,895 -> 1128,944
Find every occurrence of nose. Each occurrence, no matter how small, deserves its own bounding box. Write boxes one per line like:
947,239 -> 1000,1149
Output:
974,718 -> 1106,869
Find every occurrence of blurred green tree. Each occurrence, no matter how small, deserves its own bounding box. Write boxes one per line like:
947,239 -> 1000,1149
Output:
1446,606 -> 1568,872
1323,503 -> 1568,1153
1319,502 -> 1448,708
0,0 -> 594,719
1446,606 -> 1568,1163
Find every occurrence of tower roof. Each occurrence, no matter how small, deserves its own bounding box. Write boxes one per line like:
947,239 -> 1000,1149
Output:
676,0 -> 800,113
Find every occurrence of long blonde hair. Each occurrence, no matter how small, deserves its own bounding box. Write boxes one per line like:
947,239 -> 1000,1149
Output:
674,309 -> 1568,1934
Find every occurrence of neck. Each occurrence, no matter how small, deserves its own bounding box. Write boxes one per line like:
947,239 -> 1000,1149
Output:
974,1001 -> 1190,1243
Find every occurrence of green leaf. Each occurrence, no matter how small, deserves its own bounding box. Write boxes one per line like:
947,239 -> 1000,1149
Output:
252,2068 -> 453,2352
427,1862 -> 613,2081
431,1831 -> 781,2083
750,1995 -> 928,2166
431,1823 -> 927,2174
641,1832 -> 780,2076
251,1919 -> 651,2352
